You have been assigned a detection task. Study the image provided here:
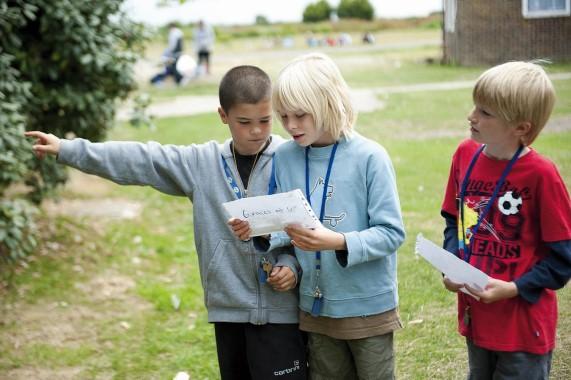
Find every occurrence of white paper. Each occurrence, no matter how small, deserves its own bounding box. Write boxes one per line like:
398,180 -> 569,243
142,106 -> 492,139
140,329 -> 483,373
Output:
172,372 -> 190,380
223,189 -> 321,236
415,233 -> 490,299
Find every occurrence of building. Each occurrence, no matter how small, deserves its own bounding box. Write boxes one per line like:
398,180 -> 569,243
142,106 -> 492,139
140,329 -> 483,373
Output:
443,0 -> 571,65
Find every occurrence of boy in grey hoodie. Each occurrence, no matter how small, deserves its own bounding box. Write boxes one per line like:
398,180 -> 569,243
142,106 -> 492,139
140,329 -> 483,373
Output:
26,66 -> 307,380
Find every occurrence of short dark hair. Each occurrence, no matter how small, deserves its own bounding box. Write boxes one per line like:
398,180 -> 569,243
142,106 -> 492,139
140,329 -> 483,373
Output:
219,65 -> 271,113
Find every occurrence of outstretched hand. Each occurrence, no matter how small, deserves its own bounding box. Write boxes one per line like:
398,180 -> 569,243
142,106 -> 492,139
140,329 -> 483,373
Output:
25,131 -> 61,159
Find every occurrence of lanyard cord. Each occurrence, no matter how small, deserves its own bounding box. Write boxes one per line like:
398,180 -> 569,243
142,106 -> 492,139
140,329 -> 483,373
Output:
305,142 -> 339,282
232,142 -> 261,197
221,152 -> 276,198
458,144 -> 524,263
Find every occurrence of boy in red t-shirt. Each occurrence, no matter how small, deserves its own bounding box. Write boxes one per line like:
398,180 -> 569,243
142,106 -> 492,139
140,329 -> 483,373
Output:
441,61 -> 571,379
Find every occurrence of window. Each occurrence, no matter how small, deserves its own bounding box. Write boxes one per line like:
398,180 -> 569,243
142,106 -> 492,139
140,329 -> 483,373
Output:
523,0 -> 571,18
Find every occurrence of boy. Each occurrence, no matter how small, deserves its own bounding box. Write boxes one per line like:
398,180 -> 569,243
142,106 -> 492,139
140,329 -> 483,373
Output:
441,61 -> 571,379
26,65 -> 307,380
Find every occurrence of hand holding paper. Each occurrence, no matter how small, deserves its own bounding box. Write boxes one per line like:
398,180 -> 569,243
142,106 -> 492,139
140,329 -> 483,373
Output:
223,189 -> 321,237
227,218 -> 253,241
463,277 -> 519,304
415,233 -> 490,300
285,224 -> 347,252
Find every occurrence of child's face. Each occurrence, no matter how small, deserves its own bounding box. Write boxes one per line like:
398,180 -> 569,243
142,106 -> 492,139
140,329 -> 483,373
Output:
278,110 -> 335,147
468,104 -> 520,151
219,100 -> 272,155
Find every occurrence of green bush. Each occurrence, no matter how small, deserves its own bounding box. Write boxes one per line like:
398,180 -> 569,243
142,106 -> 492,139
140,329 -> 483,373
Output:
303,0 -> 333,23
0,54 -> 32,191
0,0 -> 145,265
338,0 -> 375,21
0,199 -> 37,264
1,2 -> 36,265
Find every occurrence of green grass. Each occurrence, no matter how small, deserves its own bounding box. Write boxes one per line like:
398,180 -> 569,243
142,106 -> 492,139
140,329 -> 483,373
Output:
2,39 -> 570,379
140,81 -> 220,102
111,112 -> 228,144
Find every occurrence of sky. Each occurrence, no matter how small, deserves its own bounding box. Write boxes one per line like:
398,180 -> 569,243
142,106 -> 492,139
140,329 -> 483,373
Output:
122,0 -> 443,27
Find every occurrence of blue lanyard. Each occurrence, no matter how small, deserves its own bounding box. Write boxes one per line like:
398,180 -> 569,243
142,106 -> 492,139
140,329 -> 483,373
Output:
305,143 -> 339,274
268,156 -> 276,195
221,153 -> 276,199
458,144 -> 523,263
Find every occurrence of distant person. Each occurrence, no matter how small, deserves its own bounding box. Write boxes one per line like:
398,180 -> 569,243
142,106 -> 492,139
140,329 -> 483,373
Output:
441,61 -> 571,379
150,22 -> 185,86
338,33 -> 352,46
27,65 -> 307,380
306,33 -> 318,48
193,20 -> 215,75
325,36 -> 336,47
362,32 -> 375,44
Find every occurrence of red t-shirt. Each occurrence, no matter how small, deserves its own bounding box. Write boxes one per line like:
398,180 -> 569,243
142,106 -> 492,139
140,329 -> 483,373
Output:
442,139 -> 571,354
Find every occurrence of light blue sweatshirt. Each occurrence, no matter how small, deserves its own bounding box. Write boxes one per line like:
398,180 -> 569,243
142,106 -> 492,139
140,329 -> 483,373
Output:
271,132 -> 405,317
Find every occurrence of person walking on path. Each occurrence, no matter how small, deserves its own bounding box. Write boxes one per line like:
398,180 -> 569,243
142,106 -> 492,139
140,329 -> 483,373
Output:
150,22 -> 185,86
193,20 -> 215,75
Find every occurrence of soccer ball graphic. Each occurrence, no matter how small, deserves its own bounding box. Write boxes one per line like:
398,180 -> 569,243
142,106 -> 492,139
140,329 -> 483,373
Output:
498,191 -> 522,215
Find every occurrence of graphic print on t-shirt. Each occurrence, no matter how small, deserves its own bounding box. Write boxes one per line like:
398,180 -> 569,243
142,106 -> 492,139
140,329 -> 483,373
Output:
459,199 -> 494,244
459,180 -> 528,281
497,191 -> 523,216
310,177 -> 346,228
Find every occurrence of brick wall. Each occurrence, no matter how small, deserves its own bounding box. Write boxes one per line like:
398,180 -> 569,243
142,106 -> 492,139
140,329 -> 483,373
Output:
444,0 -> 571,65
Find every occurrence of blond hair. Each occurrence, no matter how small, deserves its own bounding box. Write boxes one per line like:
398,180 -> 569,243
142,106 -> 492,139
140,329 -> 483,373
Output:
272,53 -> 356,140
473,61 -> 556,145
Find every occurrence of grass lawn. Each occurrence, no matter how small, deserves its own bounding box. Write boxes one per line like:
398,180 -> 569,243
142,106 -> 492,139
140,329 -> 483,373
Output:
1,33 -> 570,379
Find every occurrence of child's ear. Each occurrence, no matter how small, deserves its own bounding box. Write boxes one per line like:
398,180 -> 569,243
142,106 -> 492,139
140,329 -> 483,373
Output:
514,121 -> 532,137
514,121 -> 532,145
218,107 -> 228,124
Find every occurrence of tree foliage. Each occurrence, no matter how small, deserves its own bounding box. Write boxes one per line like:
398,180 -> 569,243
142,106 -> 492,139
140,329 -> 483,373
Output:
0,0 -> 145,264
255,15 -> 270,25
337,0 -> 375,20
303,0 -> 333,23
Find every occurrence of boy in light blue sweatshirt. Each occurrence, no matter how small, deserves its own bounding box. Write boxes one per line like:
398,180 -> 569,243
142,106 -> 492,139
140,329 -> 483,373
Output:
230,53 -> 405,380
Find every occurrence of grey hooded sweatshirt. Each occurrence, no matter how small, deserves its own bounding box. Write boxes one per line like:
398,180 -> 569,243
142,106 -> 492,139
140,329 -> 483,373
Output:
58,135 -> 300,324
